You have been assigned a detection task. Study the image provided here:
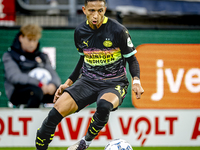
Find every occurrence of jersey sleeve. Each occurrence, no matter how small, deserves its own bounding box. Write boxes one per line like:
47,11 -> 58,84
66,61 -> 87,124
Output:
119,28 -> 137,58
74,28 -> 84,56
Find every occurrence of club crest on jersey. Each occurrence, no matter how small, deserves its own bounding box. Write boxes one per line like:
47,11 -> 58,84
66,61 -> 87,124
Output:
127,37 -> 133,47
103,38 -> 112,47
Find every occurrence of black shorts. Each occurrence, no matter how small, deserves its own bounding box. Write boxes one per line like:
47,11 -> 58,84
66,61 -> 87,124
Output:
64,75 -> 129,112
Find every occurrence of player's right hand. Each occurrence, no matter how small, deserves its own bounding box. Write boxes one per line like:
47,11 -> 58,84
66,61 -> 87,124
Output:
53,84 -> 69,103
132,83 -> 144,99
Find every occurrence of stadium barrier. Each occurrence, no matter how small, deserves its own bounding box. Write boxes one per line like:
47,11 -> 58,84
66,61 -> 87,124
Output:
0,108 -> 200,147
132,44 -> 200,109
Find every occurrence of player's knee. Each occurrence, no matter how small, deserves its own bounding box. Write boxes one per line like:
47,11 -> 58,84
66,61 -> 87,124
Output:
96,99 -> 113,120
54,93 -> 78,116
47,108 -> 63,125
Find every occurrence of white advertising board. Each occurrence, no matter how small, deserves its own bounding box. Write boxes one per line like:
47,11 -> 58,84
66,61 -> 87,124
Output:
0,108 -> 200,147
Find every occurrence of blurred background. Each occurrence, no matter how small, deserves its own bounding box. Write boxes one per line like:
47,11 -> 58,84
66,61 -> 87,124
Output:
1,0 -> 200,28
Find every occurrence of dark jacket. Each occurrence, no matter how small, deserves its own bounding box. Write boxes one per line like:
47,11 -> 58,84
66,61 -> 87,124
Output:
2,32 -> 61,100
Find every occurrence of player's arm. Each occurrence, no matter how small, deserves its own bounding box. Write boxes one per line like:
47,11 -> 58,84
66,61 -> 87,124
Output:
62,55 -> 84,88
68,55 -> 84,83
53,55 -> 84,102
67,27 -> 84,84
119,28 -> 144,99
125,55 -> 144,99
54,28 -> 84,102
125,55 -> 140,79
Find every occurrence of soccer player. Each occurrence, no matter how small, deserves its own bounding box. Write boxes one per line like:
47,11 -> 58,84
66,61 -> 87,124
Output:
35,0 -> 144,150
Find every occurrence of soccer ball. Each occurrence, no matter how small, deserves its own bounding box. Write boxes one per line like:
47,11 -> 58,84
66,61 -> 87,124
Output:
104,139 -> 133,150
28,67 -> 52,84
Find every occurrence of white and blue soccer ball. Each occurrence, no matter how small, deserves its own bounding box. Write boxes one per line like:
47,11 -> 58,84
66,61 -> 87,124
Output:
104,139 -> 133,150
29,67 -> 52,84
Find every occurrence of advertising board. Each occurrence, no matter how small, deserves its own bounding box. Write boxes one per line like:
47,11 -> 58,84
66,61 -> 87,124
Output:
0,0 -> 15,26
132,44 -> 200,108
0,109 -> 200,147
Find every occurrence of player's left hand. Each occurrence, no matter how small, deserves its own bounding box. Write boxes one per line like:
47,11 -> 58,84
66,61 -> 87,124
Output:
132,82 -> 144,99
53,84 -> 69,103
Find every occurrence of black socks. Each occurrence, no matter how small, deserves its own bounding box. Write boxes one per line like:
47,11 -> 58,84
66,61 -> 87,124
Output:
85,99 -> 113,141
36,107 -> 63,150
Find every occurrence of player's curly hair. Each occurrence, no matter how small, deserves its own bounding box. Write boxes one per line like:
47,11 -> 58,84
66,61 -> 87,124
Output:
85,0 -> 106,6
20,24 -> 42,40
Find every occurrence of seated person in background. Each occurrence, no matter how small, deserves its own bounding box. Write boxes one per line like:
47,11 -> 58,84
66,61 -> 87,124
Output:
2,24 -> 61,108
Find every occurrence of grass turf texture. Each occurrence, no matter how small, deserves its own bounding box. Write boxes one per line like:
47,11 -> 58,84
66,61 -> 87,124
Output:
0,147 -> 200,150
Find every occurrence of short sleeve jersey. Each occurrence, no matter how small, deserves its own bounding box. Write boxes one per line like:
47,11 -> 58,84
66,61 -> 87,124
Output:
74,17 -> 137,81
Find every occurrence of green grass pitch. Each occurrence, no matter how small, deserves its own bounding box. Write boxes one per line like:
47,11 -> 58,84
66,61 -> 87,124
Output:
0,147 -> 200,150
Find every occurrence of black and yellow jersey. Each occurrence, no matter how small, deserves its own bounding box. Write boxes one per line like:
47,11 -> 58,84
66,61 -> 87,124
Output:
74,16 -> 137,81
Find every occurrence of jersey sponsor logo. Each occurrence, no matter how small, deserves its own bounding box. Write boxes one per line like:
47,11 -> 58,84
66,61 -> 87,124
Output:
103,39 -> 113,47
132,44 -> 200,109
84,48 -> 121,66
83,41 -> 89,47
127,37 -> 133,47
